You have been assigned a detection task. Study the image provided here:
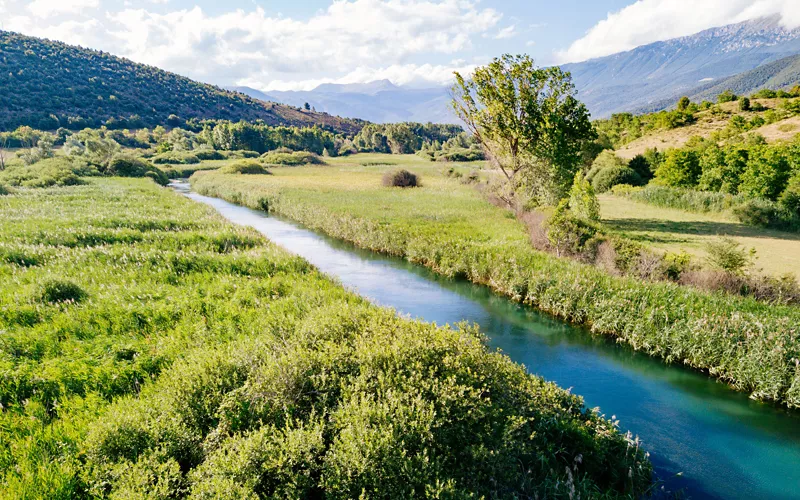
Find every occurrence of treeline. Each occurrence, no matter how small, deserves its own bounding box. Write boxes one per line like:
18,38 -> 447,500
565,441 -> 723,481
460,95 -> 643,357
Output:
352,122 -> 464,154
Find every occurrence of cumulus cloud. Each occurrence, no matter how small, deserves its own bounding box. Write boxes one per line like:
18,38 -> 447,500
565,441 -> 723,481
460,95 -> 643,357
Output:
1,0 -> 501,90
558,0 -> 800,63
27,0 -> 99,18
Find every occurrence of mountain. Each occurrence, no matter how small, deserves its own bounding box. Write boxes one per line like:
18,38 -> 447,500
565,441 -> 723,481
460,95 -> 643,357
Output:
563,16 -> 800,117
0,31 -> 363,134
230,82 -> 455,124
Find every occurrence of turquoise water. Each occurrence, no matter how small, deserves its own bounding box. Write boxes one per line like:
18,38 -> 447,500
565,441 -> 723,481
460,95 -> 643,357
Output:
178,183 -> 800,499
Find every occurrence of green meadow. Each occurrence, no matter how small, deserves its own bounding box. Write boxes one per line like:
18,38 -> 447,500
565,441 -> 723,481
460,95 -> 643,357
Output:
0,178 -> 650,498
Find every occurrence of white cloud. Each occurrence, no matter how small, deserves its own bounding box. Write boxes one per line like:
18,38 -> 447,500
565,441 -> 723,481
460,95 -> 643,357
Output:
494,25 -> 516,39
27,0 -> 99,18
1,0 -> 502,89
558,0 -> 800,63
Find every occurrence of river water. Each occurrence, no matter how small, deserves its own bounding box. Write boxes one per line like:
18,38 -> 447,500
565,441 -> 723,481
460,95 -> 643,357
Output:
175,182 -> 800,499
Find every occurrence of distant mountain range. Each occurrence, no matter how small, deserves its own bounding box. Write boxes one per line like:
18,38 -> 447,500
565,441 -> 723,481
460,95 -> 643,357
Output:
234,16 -> 800,123
228,80 -> 457,124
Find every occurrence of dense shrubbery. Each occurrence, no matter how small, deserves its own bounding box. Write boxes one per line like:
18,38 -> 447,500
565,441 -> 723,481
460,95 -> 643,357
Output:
0,179 -> 650,498
152,151 -> 201,165
586,151 -> 646,192
107,155 -> 169,185
193,172 -> 800,408
260,150 -> 325,166
0,157 -> 95,187
219,161 -> 270,175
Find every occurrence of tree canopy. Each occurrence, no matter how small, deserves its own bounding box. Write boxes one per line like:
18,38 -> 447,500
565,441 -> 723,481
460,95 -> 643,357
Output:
452,54 -> 595,206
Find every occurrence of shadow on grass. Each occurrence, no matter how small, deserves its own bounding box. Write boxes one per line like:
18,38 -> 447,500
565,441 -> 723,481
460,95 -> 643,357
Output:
603,218 -> 800,242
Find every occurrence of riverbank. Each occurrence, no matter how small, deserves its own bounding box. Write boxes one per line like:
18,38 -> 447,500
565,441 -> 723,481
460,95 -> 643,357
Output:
0,178 -> 649,498
191,158 -> 800,408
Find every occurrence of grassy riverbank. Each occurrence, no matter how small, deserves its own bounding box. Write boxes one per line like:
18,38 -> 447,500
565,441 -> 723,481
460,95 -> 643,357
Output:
192,154 -> 800,408
0,178 -> 649,498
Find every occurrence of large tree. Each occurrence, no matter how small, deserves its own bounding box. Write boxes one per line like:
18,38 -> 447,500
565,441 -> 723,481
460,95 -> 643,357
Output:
452,55 -> 595,206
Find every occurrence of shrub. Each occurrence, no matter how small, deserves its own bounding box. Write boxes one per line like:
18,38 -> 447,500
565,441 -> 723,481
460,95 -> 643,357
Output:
382,169 -> 420,188
434,147 -> 485,162
36,279 -> 87,304
705,238 -> 754,275
151,151 -> 200,165
627,154 -> 653,182
219,161 -> 270,175
193,149 -> 225,161
568,171 -> 600,222
739,97 -> 751,112
732,198 -> 796,229
718,90 -> 737,103
779,174 -> 800,217
222,150 -> 261,159
0,184 -> 10,196
107,156 -> 169,185
260,151 -> 324,166
655,149 -> 701,188
0,157 -> 92,188
592,166 -> 642,193
545,201 -> 602,258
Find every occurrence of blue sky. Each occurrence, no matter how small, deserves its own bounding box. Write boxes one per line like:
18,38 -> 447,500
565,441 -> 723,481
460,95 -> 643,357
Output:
2,0 -> 797,91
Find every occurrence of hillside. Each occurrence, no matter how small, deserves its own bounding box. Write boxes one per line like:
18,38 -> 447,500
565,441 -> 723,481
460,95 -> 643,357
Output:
0,31 -> 364,134
563,16 -> 800,117
614,97 -> 800,159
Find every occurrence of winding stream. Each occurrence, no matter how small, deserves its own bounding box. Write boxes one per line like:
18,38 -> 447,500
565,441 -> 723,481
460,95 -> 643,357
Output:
174,181 -> 800,499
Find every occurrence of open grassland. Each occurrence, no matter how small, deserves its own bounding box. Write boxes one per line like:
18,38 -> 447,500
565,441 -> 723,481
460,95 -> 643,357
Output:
192,154 -> 800,408
0,178 -> 650,498
599,194 -> 800,279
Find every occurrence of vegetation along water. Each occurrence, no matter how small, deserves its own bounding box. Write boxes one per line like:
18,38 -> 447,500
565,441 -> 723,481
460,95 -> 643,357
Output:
178,179 -> 800,499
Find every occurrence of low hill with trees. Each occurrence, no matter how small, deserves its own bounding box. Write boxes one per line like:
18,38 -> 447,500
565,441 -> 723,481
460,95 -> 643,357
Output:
0,31 -> 364,134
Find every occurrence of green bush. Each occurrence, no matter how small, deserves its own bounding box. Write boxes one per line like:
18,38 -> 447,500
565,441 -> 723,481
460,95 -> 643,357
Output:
732,198 -> 797,229
627,154 -> 653,182
0,157 -> 93,188
36,279 -> 87,304
222,150 -> 261,159
718,90 -> 737,103
568,171 -> 600,221
0,184 -> 10,196
779,174 -> 800,217
107,156 -> 169,185
260,151 -> 324,166
382,169 -> 420,188
193,149 -> 225,161
705,238 -> 753,275
592,166 -> 642,193
219,161 -> 270,175
151,151 -> 201,165
738,146 -> 791,201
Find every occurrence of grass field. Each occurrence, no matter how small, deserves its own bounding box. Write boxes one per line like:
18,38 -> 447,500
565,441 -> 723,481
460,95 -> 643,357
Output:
191,153 -> 800,409
0,177 -> 649,498
599,194 -> 800,279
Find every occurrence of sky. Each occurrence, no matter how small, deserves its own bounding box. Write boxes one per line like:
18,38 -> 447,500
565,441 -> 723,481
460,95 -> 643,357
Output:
1,0 -> 799,91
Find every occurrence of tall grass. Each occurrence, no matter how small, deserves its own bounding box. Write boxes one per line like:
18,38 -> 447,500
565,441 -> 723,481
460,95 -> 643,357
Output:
0,178 -> 649,498
192,169 -> 800,409
611,184 -> 750,213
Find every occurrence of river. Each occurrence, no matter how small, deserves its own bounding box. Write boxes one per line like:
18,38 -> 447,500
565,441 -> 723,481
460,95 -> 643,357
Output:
174,181 -> 800,499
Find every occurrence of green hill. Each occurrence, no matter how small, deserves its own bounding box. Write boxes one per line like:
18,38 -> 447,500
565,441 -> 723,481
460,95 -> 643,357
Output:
0,31 -> 364,134
690,53 -> 800,102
